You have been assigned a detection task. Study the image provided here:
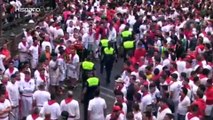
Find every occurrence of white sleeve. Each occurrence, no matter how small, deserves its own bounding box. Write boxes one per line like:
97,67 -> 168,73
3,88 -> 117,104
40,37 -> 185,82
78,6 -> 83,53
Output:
75,102 -> 80,119
88,100 -> 92,111
56,104 -> 61,118
0,54 -> 6,59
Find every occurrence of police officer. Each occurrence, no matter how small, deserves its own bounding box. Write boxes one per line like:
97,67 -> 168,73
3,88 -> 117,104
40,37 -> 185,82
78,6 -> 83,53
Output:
121,24 -> 132,42
82,73 -> 100,120
103,42 -> 116,84
81,56 -> 95,89
123,40 -> 135,61
99,37 -> 109,74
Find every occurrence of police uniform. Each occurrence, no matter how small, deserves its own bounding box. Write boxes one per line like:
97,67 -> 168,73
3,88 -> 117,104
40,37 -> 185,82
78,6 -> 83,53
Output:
123,40 -> 135,61
99,39 -> 109,74
121,30 -> 132,42
81,60 -> 95,89
103,47 -> 115,84
83,77 -> 100,120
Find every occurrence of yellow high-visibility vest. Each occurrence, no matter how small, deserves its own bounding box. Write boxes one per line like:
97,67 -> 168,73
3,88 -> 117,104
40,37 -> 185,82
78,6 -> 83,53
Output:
82,61 -> 94,70
87,77 -> 99,87
123,41 -> 134,49
104,47 -> 114,55
100,39 -> 109,47
121,30 -> 132,38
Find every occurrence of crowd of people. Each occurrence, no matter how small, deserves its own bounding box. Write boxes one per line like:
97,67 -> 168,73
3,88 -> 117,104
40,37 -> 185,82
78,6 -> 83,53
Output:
0,0 -> 213,120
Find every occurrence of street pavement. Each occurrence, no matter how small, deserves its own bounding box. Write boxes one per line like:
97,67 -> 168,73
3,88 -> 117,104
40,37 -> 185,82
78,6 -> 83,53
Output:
57,58 -> 124,120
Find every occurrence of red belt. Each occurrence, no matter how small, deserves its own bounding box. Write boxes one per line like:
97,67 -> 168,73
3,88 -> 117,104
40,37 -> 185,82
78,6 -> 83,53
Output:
0,115 -> 8,119
22,95 -> 32,97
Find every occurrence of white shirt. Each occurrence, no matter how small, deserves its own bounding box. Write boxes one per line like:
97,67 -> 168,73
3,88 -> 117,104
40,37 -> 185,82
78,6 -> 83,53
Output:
41,41 -> 52,53
141,93 -> 152,112
41,101 -> 61,119
105,113 -> 125,120
26,35 -> 33,46
88,97 -> 107,120
82,33 -> 95,49
0,54 -> 6,72
18,42 -> 29,53
176,60 -> 186,73
0,99 -> 11,119
26,115 -> 43,120
162,58 -> 170,67
108,27 -> 117,42
169,81 -> 181,102
29,45 -> 39,59
33,90 -> 50,107
157,107 -> 172,120
185,112 -> 200,120
4,67 -> 19,78
19,79 -> 35,96
133,111 -> 142,120
177,96 -> 191,115
6,82 -> 20,106
60,99 -> 80,120
54,28 -> 64,39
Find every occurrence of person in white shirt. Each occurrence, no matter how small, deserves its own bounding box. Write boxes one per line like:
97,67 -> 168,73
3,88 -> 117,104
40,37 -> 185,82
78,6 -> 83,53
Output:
54,25 -> 64,39
67,48 -> 80,88
26,107 -> 43,120
49,53 -> 60,93
0,93 -> 12,120
177,87 -> 191,120
6,74 -> 19,120
105,105 -> 125,120
185,104 -> 200,120
4,62 -> 18,78
29,39 -> 39,70
34,68 -> 48,90
60,91 -> 80,120
156,98 -> 172,120
132,103 -> 142,120
41,36 -> 52,53
66,21 -> 75,36
40,94 -> 61,119
33,83 -> 50,110
88,89 -> 107,120
169,73 -> 181,112
18,37 -> 29,63
141,83 -> 152,112
19,71 -> 35,119
57,48 -> 67,84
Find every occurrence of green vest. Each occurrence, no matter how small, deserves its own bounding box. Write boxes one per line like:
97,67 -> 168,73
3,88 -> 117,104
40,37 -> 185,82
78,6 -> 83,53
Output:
104,47 -> 114,55
82,61 -> 94,70
121,30 -> 132,38
87,77 -> 99,87
100,39 -> 109,47
123,41 -> 134,49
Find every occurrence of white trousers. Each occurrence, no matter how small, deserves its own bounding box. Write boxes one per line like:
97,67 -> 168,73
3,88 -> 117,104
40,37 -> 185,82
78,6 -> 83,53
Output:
205,104 -> 213,116
9,106 -> 19,120
30,58 -> 38,69
21,96 -> 33,118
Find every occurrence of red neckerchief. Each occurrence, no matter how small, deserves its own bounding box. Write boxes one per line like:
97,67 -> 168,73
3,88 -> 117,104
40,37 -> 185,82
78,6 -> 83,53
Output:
199,74 -> 206,79
32,113 -> 39,120
183,84 -> 191,89
48,100 -> 56,105
159,104 -> 169,112
25,78 -> 30,82
187,112 -> 197,119
9,67 -> 14,74
65,97 -> 73,104
143,92 -> 149,97
180,95 -> 185,101
0,98 -> 5,103
22,41 -> 27,46
40,73 -> 46,82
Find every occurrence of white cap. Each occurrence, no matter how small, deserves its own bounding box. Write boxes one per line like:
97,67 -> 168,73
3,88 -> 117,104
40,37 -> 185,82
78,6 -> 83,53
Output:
28,19 -> 35,23
115,78 -> 124,83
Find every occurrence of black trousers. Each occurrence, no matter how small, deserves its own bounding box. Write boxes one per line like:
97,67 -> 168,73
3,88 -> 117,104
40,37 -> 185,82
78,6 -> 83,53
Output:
81,72 -> 88,90
105,60 -> 114,84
